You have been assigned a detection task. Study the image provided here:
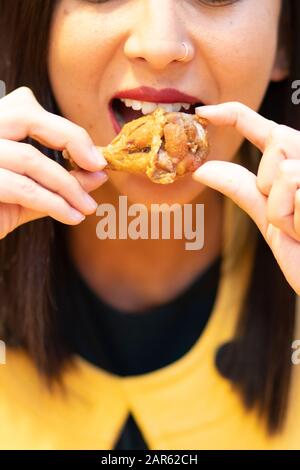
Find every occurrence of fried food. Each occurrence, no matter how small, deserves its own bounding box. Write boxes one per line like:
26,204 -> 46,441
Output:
63,108 -> 209,184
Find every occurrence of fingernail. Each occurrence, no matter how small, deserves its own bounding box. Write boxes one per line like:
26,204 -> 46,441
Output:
90,146 -> 107,168
70,209 -> 86,222
192,169 -> 203,180
195,105 -> 216,115
90,170 -> 109,183
99,171 -> 108,182
83,193 -> 98,211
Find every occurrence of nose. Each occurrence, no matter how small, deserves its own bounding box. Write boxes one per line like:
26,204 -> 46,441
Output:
123,0 -> 195,70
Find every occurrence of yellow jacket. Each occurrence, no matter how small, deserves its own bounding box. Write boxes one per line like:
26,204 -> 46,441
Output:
1,198 -> 300,450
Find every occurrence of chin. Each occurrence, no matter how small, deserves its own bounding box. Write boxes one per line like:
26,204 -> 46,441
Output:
106,170 -> 206,207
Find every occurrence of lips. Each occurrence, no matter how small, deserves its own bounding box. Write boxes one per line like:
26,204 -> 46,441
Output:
108,86 -> 204,134
113,86 -> 202,104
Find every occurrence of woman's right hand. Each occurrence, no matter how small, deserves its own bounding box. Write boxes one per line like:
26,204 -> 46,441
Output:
0,87 -> 108,240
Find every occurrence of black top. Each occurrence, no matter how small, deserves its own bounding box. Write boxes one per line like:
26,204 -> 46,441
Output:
56,243 -> 221,450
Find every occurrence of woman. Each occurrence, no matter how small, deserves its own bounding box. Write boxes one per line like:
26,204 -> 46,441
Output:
0,0 -> 300,450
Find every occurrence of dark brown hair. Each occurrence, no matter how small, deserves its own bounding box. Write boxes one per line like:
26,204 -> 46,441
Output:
0,0 -> 299,433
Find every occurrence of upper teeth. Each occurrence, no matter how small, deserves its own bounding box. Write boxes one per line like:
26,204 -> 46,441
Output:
120,98 -> 192,115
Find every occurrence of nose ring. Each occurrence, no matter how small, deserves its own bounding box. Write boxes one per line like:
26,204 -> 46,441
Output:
177,42 -> 191,62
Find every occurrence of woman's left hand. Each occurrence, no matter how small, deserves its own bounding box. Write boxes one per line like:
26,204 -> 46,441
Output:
193,102 -> 300,295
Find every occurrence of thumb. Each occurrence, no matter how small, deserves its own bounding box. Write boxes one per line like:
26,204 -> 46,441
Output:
193,160 -> 268,236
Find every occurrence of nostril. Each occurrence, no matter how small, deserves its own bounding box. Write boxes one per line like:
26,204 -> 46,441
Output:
124,38 -> 194,69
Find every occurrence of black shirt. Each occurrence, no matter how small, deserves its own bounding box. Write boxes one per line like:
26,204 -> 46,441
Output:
56,245 -> 221,450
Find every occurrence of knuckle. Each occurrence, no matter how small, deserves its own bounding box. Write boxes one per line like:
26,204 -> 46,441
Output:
278,159 -> 292,176
276,124 -> 290,134
0,87 -> 37,111
18,86 -> 35,101
20,177 -> 38,196
226,102 -> 245,126
54,196 -> 71,217
295,190 -> 300,206
77,126 -> 91,143
256,176 -> 270,195
268,124 -> 289,144
15,87 -> 41,111
69,174 -> 82,193
275,143 -> 287,158
0,168 -> 7,183
226,167 -> 253,199
229,101 -> 244,113
66,120 -> 90,141
21,143 -> 39,163
266,205 -> 280,227
228,101 -> 243,110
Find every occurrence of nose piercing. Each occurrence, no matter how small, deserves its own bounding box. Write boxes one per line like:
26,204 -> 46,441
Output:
178,42 -> 191,62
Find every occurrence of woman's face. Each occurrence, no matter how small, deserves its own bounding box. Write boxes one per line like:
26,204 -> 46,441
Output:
48,0 -> 283,205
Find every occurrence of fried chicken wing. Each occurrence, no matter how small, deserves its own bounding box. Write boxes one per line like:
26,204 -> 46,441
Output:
63,108 -> 209,184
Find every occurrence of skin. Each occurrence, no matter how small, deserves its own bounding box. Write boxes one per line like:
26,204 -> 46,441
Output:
1,0 -> 298,312
46,0 -> 289,311
48,0 -> 283,206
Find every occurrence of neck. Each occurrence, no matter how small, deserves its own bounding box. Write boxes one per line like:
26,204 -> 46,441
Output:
67,186 -> 224,312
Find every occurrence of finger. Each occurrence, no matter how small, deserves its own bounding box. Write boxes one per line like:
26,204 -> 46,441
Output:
196,102 -> 277,152
0,168 -> 86,225
16,206 -> 45,226
193,160 -> 268,237
257,125 -> 300,196
266,166 -> 300,241
256,143 -> 286,196
294,190 -> 300,237
0,140 -> 99,215
265,224 -> 300,295
70,168 -> 108,193
14,169 -> 108,227
0,87 -> 107,172
0,203 -> 44,239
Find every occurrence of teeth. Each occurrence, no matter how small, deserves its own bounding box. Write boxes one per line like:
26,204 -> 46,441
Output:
141,102 -> 158,115
120,98 -> 192,115
124,99 -> 133,107
172,103 -> 182,112
158,103 -> 174,113
131,100 -> 143,111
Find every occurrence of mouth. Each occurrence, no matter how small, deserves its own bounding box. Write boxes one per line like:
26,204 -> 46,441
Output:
108,87 -> 204,134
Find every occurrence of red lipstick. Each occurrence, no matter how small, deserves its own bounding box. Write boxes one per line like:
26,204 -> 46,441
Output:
113,86 -> 201,104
